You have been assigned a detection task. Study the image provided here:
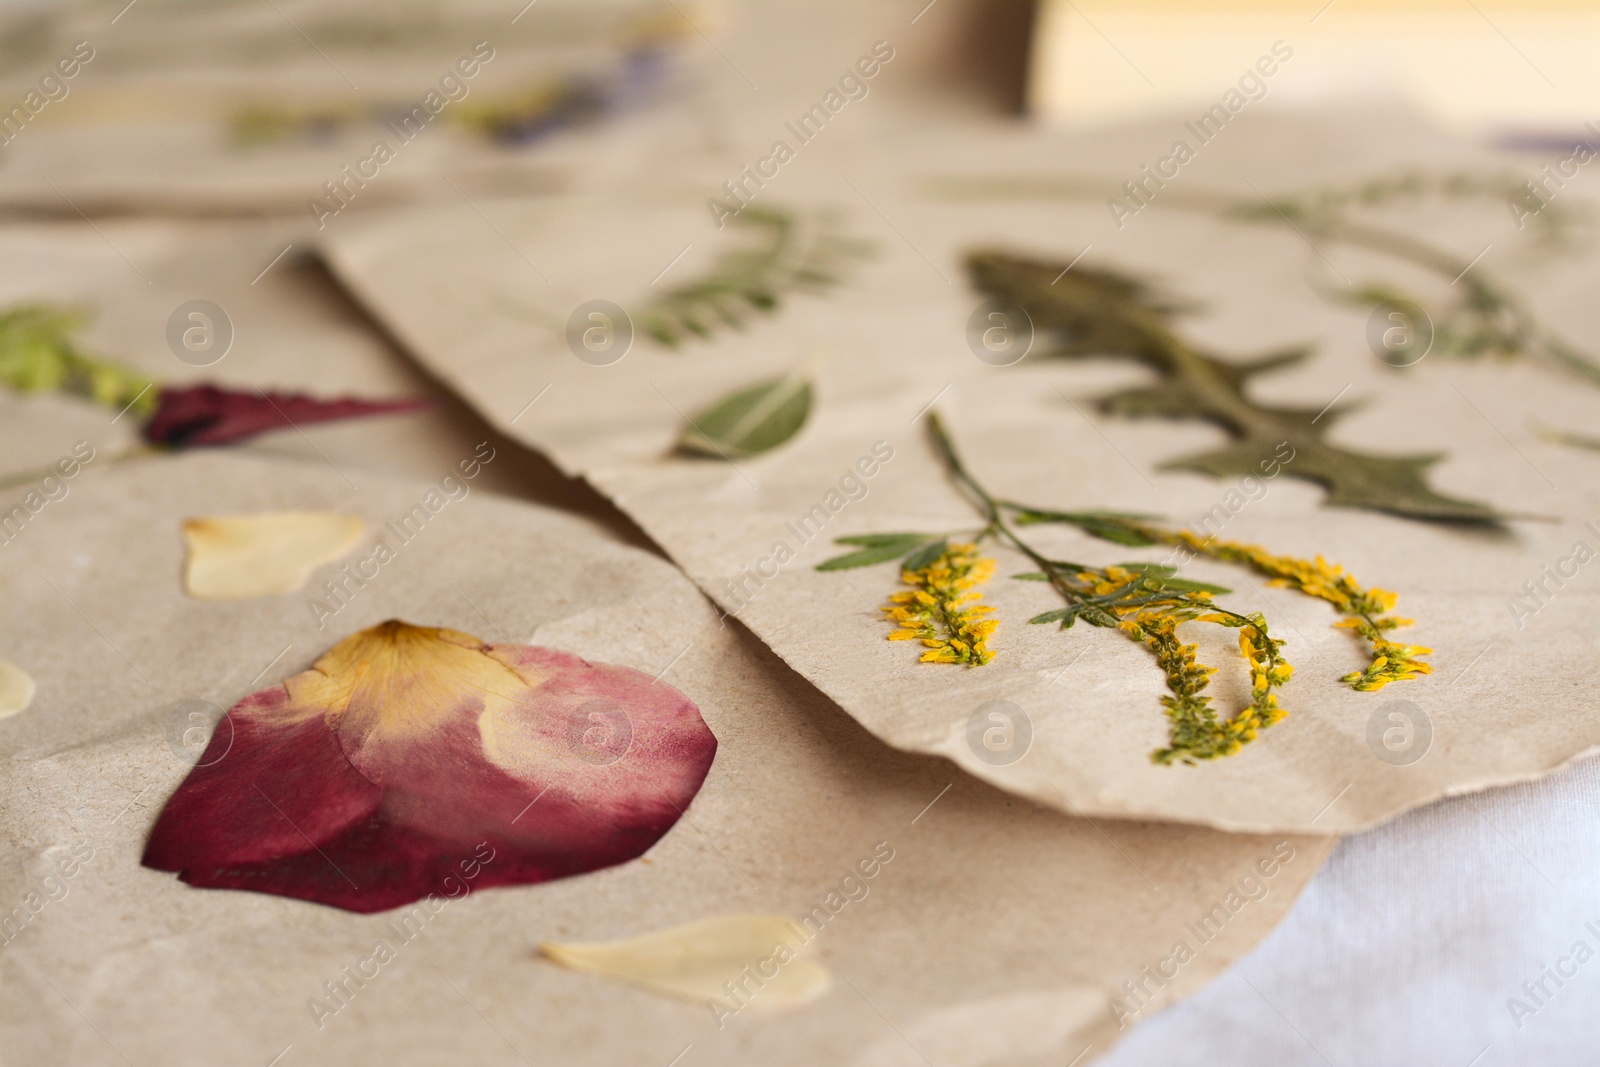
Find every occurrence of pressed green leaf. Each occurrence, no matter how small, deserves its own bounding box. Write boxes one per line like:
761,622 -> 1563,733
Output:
816,544 -> 922,571
1080,606 -> 1120,627
1532,421 -> 1600,453
1029,607 -> 1075,627
1013,508 -> 1152,525
1109,562 -> 1233,595
1141,576 -> 1233,595
1116,562 -> 1177,577
1078,521 -> 1161,547
678,374 -> 812,460
900,539 -> 949,571
816,531 -> 937,570
1013,560 -> 1092,582
965,252 -> 1504,524
641,208 -> 872,348
835,533 -> 937,549
1012,508 -> 1160,547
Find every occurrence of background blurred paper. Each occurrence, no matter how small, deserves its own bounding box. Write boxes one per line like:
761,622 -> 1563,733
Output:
1030,0 -> 1600,132
0,0 -> 702,215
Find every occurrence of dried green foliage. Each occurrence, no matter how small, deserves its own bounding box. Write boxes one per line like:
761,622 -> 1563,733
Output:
930,169 -> 1600,390
966,251 -> 1502,523
677,373 -> 812,459
1015,509 -> 1432,694
1226,172 -> 1600,387
640,207 -> 871,347
1533,422 -> 1600,453
819,414 -> 1430,764
815,533 -> 943,572
0,305 -> 157,416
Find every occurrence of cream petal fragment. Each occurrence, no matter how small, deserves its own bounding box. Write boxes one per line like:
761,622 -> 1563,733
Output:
0,660 -> 35,719
182,512 -> 366,600
541,914 -> 831,1011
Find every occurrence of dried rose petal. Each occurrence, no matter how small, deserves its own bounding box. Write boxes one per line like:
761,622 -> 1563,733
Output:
182,512 -> 366,600
142,384 -> 429,447
143,621 -> 717,913
0,659 -> 34,720
542,914 -> 831,1011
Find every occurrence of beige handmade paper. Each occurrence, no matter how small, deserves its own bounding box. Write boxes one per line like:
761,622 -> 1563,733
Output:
0,0 -> 695,218
0,217 -> 619,526
0,452 -> 1329,1066
320,107 -> 1600,833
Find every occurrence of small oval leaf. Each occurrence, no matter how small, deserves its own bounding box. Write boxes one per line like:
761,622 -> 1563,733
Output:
678,374 -> 812,460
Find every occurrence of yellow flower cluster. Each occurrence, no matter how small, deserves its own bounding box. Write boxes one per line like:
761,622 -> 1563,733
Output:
1334,623 -> 1433,691
1162,530 -> 1431,693
1097,566 -> 1291,764
883,543 -> 998,666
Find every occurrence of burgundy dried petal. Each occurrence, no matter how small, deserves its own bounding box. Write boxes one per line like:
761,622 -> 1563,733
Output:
143,621 -> 718,913
142,384 -> 430,447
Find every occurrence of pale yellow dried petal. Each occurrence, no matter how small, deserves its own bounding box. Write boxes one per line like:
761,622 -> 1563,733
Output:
0,659 -> 35,719
541,914 -> 830,1011
182,512 -> 365,600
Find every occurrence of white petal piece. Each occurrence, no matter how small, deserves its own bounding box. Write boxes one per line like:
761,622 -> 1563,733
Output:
182,512 -> 365,600
541,914 -> 831,1012
0,659 -> 35,719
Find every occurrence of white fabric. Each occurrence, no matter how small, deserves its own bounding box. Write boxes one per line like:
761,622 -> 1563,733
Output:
1104,756 -> 1600,1066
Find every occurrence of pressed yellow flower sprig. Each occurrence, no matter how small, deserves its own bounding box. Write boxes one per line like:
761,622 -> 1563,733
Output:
822,413 -> 1293,764
883,541 -> 998,665
819,413 -> 1430,765
1009,519 -> 1432,693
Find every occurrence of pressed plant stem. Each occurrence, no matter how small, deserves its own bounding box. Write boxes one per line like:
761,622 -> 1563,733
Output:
0,444 -> 161,492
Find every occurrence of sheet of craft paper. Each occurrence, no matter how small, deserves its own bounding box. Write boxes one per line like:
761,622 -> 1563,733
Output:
0,0 -> 701,216
0,218 -> 630,534
0,451 -> 1332,1066
320,103 -> 1600,834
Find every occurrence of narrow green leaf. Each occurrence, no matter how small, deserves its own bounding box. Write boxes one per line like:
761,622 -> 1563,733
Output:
835,533 -> 936,549
1142,576 -> 1233,595
816,544 -> 922,571
1029,607 -> 1076,627
1014,560 -> 1092,582
1116,562 -> 1178,578
678,374 -> 812,460
901,539 -> 949,571
1073,519 -> 1159,547
1081,606 -> 1120,627
1012,508 -> 1159,546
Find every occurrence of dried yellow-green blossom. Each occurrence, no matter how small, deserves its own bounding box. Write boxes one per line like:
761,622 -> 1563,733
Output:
823,414 -> 1425,767
1160,530 -> 1431,692
883,543 -> 998,666
1082,565 -> 1290,764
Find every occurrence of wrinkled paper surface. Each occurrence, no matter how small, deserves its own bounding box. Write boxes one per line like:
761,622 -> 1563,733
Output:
0,452 -> 1330,1066
321,107 -> 1600,833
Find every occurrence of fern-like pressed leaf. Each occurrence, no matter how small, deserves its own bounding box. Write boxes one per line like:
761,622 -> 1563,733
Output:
640,207 -> 872,347
966,251 -> 1502,524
